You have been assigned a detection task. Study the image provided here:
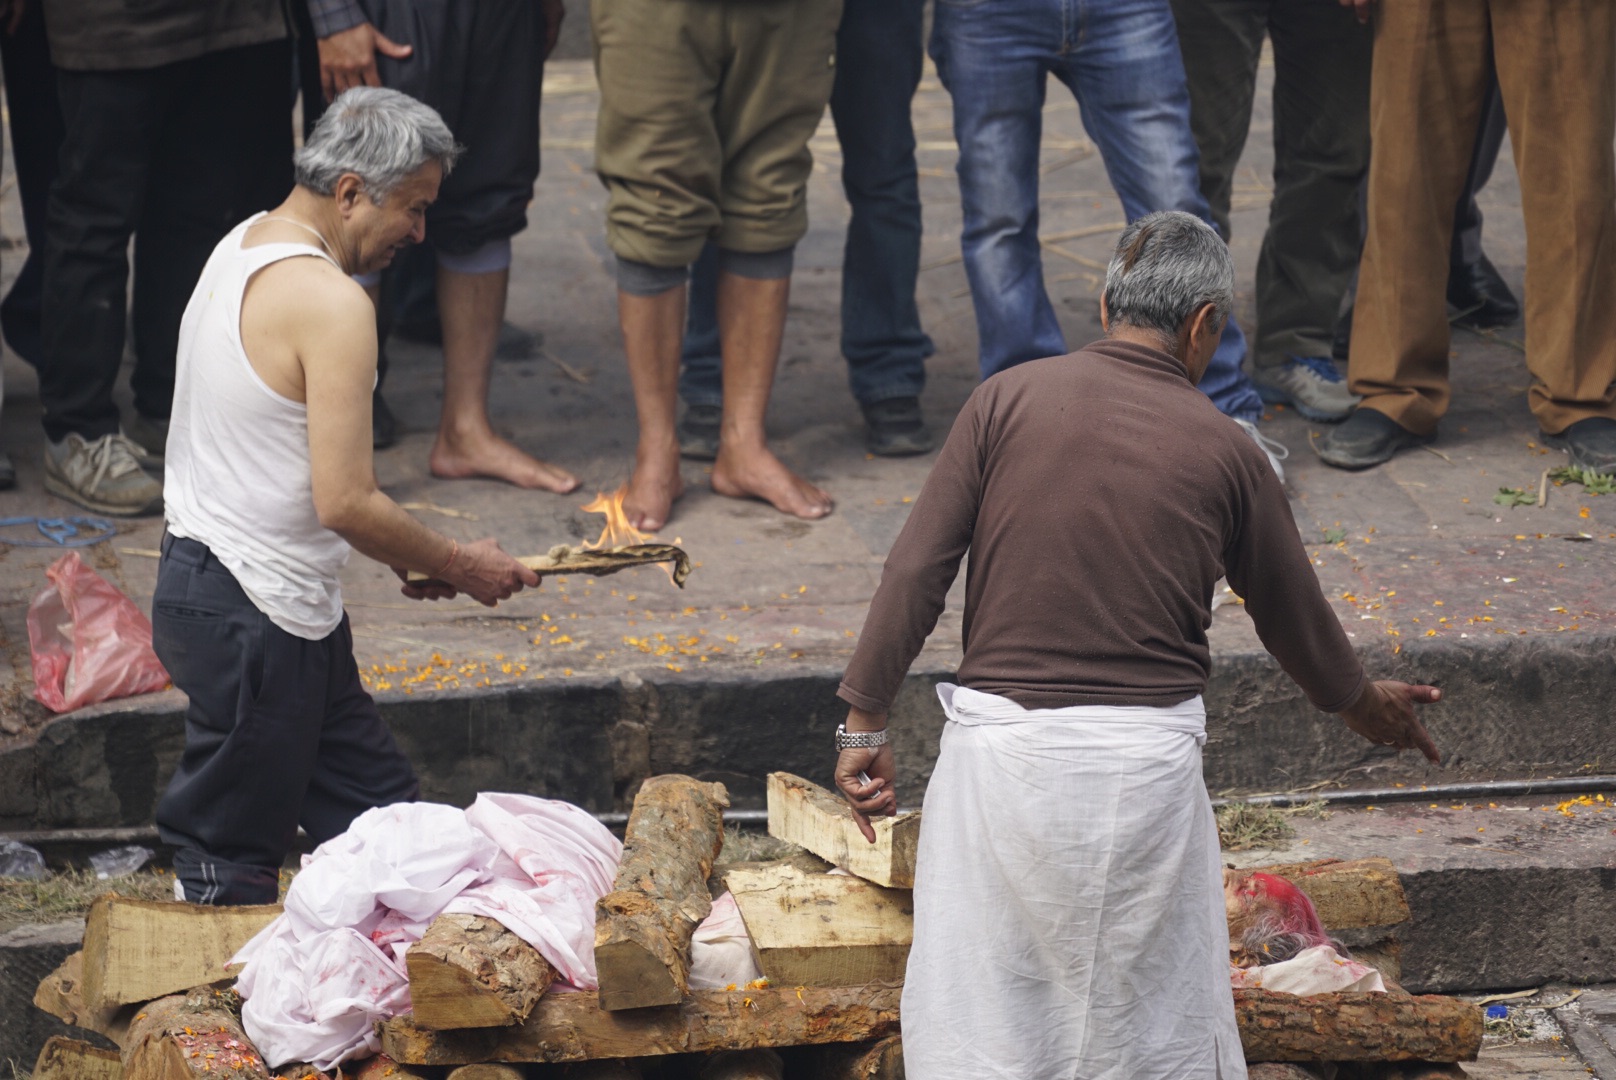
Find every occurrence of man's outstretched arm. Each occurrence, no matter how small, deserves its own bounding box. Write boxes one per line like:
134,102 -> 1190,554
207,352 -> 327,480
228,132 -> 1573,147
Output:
1227,459 -> 1441,762
834,392 -> 989,838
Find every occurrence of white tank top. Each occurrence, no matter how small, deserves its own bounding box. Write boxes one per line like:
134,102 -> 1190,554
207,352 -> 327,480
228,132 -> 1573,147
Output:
164,212 -> 352,640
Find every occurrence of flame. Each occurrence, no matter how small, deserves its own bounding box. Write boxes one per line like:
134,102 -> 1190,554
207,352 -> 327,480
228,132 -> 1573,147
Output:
581,487 -> 652,550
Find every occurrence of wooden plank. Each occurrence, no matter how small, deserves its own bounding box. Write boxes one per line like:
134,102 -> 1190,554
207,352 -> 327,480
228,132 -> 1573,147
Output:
30,1037 -> 121,1080
595,775 -> 729,1011
80,896 -> 281,1013
380,985 -> 903,1065
32,951 -> 132,1045
1254,859 -> 1411,933
766,773 -> 919,889
121,987 -> 271,1080
724,865 -> 912,987
406,913 -> 556,1029
1235,989 -> 1483,1063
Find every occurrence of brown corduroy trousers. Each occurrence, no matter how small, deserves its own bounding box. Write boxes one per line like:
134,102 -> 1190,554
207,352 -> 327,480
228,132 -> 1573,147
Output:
1349,0 -> 1616,436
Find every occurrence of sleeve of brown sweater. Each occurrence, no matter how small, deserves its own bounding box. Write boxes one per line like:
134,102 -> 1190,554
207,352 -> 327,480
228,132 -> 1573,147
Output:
1224,462 -> 1367,714
837,393 -> 986,715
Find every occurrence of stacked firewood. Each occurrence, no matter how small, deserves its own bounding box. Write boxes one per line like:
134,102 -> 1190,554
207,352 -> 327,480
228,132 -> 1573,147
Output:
25,773 -> 1482,1080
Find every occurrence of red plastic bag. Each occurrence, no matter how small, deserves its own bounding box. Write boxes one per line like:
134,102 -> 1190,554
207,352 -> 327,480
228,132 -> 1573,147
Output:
27,552 -> 170,713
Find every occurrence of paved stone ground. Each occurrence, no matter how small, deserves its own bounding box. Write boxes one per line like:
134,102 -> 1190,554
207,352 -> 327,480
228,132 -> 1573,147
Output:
1,57 -> 1613,773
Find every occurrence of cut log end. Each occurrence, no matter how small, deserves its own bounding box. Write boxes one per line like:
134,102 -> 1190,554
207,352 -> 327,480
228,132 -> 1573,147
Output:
30,1037 -> 121,1080
406,913 -> 556,1030
593,938 -> 684,1010
122,988 -> 271,1080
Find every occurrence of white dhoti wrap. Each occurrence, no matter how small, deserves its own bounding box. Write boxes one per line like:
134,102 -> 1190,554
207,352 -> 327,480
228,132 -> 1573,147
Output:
902,684 -> 1246,1080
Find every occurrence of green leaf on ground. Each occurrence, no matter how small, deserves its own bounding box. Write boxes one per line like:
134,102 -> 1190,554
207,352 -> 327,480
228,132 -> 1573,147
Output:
1322,527 -> 1347,543
1549,465 -> 1616,495
1494,487 -> 1537,507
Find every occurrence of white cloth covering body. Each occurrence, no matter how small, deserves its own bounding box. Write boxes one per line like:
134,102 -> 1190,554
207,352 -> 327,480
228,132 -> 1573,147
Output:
231,795 -> 622,1070
164,212 -> 351,640
1230,945 -> 1386,995
902,684 -> 1246,1080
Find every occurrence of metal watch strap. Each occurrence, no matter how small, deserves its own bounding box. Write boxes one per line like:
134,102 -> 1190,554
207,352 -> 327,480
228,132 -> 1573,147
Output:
835,723 -> 889,750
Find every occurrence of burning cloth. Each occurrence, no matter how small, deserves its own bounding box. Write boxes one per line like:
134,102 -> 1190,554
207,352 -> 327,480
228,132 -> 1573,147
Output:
901,684 -> 1246,1080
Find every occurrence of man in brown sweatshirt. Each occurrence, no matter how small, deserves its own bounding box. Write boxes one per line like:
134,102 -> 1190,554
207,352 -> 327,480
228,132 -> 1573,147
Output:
832,211 -> 1441,1080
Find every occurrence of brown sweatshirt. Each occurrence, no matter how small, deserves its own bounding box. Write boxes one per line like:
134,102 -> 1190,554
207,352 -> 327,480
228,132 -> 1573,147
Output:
838,339 -> 1366,716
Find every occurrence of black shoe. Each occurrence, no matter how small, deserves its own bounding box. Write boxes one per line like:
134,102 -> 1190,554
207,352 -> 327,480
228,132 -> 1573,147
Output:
1316,407 -> 1432,470
1448,253 -> 1520,330
679,404 -> 722,461
1542,416 -> 1616,475
862,396 -> 934,457
394,317 -> 542,360
373,389 -> 398,450
0,448 -> 14,490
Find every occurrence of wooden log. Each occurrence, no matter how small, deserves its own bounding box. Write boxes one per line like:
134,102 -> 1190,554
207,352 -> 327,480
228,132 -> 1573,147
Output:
1337,1066 -> 1469,1080
1234,989 -> 1483,1063
409,544 -> 692,588
121,987 -> 272,1080
814,1036 -> 905,1080
406,913 -> 556,1029
29,1037 -> 121,1080
351,1055 -> 434,1080
766,773 -> 919,889
80,896 -> 281,1013
698,1050 -> 784,1080
32,951 -> 132,1045
724,865 -> 913,986
446,1066 -> 526,1080
594,775 -> 729,1011
1253,859 -> 1411,933
381,984 -> 903,1065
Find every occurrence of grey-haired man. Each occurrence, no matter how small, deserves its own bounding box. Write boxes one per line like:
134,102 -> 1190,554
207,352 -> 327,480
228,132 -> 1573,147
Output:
155,89 -> 539,905
833,212 -> 1442,1079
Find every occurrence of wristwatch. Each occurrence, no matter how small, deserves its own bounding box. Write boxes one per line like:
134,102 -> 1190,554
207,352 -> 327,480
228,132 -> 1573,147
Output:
835,723 -> 889,751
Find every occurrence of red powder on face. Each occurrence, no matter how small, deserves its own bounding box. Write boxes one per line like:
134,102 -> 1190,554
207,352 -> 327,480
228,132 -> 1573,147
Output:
1248,872 -> 1334,949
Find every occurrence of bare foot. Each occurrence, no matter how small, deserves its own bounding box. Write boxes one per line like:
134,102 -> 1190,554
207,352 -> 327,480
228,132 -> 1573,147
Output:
711,443 -> 833,520
430,427 -> 579,493
623,440 -> 686,531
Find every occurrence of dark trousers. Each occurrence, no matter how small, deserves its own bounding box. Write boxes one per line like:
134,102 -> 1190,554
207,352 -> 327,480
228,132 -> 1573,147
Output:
1451,74 -> 1507,272
40,40 -> 293,443
679,0 -> 933,408
1171,0 -> 1372,370
153,536 -> 419,905
0,0 -> 64,368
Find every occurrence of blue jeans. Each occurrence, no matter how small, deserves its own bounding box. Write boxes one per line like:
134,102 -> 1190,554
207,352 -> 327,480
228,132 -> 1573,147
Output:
931,0 -> 1263,420
679,0 -> 934,409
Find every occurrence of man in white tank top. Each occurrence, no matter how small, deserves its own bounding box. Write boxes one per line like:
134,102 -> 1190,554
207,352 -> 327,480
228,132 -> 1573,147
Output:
154,88 -> 541,905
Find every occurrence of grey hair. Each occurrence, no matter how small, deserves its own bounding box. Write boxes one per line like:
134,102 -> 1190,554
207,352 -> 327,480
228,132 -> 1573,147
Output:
294,87 -> 462,201
1101,210 -> 1234,345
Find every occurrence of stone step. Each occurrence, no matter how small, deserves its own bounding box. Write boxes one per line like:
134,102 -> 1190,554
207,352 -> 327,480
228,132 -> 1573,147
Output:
1224,798 -> 1616,994
4,624 -> 1615,833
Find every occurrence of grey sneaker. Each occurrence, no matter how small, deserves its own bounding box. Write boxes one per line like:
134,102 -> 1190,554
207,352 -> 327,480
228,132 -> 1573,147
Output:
1542,417 -> 1616,474
1253,356 -> 1359,423
44,432 -> 163,516
125,412 -> 169,467
1234,418 -> 1288,485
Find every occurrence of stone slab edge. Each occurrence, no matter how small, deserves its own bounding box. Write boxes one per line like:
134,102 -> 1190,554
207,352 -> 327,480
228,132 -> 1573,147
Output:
4,632 -> 1615,831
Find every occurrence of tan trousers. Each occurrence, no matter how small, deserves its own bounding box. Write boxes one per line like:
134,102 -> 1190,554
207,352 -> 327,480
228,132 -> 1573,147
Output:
1349,0 -> 1616,436
591,0 -> 842,268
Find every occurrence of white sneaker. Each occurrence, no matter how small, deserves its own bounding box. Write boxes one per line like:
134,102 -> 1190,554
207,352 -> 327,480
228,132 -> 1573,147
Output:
1235,418 -> 1288,485
43,432 -> 163,516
